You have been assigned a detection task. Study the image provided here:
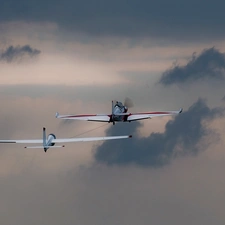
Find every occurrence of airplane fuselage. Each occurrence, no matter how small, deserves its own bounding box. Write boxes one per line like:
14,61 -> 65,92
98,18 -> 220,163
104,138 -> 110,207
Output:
112,101 -> 128,122
44,134 -> 56,152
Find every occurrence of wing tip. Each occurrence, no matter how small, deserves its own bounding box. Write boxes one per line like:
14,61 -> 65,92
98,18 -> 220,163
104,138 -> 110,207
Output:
55,112 -> 59,118
129,135 -> 132,138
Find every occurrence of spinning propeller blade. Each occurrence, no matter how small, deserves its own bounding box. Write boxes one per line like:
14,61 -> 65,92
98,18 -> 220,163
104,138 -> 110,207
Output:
124,97 -> 134,108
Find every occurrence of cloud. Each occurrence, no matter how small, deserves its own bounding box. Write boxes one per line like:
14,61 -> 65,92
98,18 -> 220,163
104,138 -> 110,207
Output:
0,45 -> 41,62
0,0 -> 225,39
159,48 -> 225,85
2,155 -> 225,225
1,92 -> 225,225
94,99 -> 224,167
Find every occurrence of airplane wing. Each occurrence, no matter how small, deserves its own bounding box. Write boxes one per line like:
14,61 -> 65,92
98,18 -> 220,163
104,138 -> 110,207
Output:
0,136 -> 132,144
56,112 -> 110,122
0,139 -> 43,144
127,108 -> 183,122
52,135 -> 132,143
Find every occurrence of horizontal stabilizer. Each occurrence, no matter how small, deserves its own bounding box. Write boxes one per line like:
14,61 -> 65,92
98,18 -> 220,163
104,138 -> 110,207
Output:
25,145 -> 65,149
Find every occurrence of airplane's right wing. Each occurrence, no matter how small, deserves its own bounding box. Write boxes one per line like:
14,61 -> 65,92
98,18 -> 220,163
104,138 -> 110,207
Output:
52,135 -> 132,143
127,108 -> 183,122
56,112 -> 110,122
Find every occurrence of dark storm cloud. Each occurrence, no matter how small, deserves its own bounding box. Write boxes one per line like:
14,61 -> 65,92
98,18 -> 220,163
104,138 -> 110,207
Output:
1,0 -> 225,39
95,99 -> 224,167
159,48 -> 225,85
0,45 -> 41,62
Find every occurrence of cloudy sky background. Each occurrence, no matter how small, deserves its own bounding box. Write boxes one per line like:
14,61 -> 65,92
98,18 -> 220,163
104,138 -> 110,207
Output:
1,1 -> 225,224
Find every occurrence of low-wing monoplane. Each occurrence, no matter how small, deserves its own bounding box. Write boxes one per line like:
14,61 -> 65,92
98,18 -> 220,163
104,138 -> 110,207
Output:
56,99 -> 183,125
0,127 -> 132,152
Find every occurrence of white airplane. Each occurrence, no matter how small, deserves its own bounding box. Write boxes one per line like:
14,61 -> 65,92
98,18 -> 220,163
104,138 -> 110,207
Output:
0,127 -> 132,152
56,99 -> 183,125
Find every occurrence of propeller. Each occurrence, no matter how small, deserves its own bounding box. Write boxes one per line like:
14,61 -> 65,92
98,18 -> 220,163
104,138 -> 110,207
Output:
124,97 -> 134,108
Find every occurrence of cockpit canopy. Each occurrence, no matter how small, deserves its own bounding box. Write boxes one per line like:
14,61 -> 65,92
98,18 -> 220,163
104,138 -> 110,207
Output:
115,101 -> 123,108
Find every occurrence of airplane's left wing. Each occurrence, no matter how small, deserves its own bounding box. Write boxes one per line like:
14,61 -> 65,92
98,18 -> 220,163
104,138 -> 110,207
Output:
0,139 -> 43,144
56,112 -> 110,122
52,135 -> 132,143
127,108 -> 183,122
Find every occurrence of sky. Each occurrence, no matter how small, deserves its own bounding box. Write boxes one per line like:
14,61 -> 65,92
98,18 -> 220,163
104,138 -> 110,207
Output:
1,1 -> 225,224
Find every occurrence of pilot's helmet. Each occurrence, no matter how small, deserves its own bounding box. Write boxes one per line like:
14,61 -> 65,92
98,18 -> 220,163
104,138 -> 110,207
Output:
117,102 -> 123,107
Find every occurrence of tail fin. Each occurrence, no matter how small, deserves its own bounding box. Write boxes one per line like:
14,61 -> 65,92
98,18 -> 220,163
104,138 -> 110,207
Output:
43,127 -> 47,147
112,101 -> 114,115
111,100 -> 115,125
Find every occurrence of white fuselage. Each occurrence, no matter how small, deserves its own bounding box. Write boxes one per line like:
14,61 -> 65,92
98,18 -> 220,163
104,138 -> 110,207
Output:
44,134 -> 56,151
